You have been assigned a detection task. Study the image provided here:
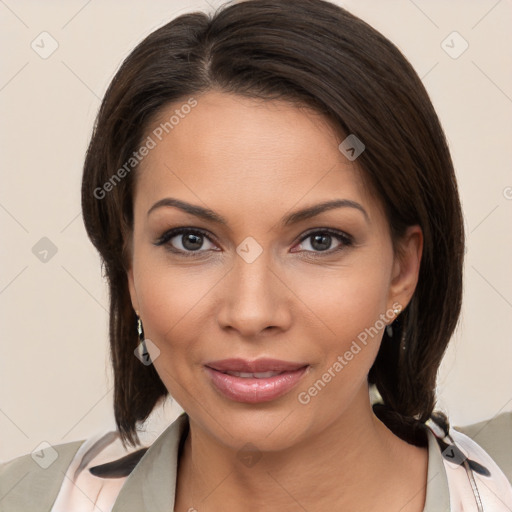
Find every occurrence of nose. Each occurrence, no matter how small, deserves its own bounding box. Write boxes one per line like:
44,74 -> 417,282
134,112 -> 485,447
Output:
216,245 -> 292,338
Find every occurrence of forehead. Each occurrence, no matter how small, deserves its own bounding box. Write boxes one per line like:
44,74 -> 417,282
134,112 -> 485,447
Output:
135,91 -> 375,219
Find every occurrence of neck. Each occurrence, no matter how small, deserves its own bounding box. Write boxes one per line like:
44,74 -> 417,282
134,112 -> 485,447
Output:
175,388 -> 428,512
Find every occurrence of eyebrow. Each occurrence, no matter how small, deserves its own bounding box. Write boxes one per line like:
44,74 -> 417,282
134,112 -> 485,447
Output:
147,197 -> 369,226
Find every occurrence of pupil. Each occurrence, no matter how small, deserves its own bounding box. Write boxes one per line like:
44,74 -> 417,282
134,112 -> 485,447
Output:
312,234 -> 331,251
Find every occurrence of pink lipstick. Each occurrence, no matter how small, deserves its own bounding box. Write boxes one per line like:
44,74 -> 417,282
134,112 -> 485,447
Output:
204,358 -> 309,403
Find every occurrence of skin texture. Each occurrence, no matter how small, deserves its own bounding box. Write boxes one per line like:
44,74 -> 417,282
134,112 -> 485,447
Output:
127,90 -> 427,512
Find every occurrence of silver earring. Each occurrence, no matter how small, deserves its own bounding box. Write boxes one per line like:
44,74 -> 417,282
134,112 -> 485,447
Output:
136,316 -> 151,364
137,316 -> 144,341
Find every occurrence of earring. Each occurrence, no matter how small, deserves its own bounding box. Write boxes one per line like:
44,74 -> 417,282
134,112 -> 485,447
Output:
137,316 -> 144,341
136,315 -> 151,364
385,306 -> 402,338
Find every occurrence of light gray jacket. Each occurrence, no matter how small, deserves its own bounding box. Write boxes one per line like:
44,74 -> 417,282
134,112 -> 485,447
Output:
1,412 -> 511,511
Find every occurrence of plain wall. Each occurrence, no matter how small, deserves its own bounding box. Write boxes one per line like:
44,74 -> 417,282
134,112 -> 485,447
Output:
1,0 -> 511,462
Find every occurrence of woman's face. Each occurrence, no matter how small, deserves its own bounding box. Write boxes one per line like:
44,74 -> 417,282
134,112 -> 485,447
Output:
128,90 -> 421,451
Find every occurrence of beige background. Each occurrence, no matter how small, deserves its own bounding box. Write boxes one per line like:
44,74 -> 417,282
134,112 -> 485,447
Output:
1,0 -> 511,462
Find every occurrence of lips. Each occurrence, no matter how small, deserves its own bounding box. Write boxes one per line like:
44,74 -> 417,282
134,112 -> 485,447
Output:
205,358 -> 308,373
204,358 -> 310,403
223,370 -> 285,378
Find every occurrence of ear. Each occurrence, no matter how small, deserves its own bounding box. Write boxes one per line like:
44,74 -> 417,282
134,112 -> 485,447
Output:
127,266 -> 140,315
387,225 -> 423,312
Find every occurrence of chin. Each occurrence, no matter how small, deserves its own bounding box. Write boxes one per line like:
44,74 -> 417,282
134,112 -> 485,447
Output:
194,396 -> 314,452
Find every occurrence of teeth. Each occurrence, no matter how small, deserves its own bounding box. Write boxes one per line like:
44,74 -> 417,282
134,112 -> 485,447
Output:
225,371 -> 284,378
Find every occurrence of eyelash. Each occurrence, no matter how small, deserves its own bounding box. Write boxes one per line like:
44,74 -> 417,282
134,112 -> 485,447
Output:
154,227 -> 354,259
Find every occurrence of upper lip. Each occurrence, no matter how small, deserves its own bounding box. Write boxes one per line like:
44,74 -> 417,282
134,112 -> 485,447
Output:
205,358 -> 308,373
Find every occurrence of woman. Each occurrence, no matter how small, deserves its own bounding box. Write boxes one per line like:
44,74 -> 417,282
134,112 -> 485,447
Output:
1,0 -> 511,510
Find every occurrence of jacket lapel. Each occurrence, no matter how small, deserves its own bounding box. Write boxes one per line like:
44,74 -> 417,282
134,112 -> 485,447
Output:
111,412 -> 189,512
110,414 -> 451,511
422,428 -> 454,511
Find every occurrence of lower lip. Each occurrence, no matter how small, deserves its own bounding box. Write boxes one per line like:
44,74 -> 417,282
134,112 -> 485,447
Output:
204,366 -> 309,403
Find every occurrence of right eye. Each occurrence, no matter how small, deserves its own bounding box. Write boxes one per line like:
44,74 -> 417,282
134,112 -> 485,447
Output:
154,228 -> 219,257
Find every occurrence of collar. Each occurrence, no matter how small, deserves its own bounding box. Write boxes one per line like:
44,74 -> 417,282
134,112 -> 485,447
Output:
423,427 -> 451,511
111,412 -> 451,512
111,412 -> 189,512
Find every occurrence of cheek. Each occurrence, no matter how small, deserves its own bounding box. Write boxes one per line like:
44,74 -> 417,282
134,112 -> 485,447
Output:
289,250 -> 392,394
293,291 -> 388,414
131,249 -> 222,373
292,254 -> 392,339
132,259 -> 211,404
134,266 -> 207,341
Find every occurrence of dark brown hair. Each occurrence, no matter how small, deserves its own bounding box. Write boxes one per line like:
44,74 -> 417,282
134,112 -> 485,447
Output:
82,0 -> 464,449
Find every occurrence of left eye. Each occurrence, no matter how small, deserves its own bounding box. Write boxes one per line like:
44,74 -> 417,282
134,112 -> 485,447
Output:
293,230 -> 352,254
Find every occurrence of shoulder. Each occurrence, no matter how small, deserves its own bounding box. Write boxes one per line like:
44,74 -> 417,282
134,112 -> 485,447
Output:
0,413 -> 189,512
454,411 -> 512,484
0,439 -> 85,510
